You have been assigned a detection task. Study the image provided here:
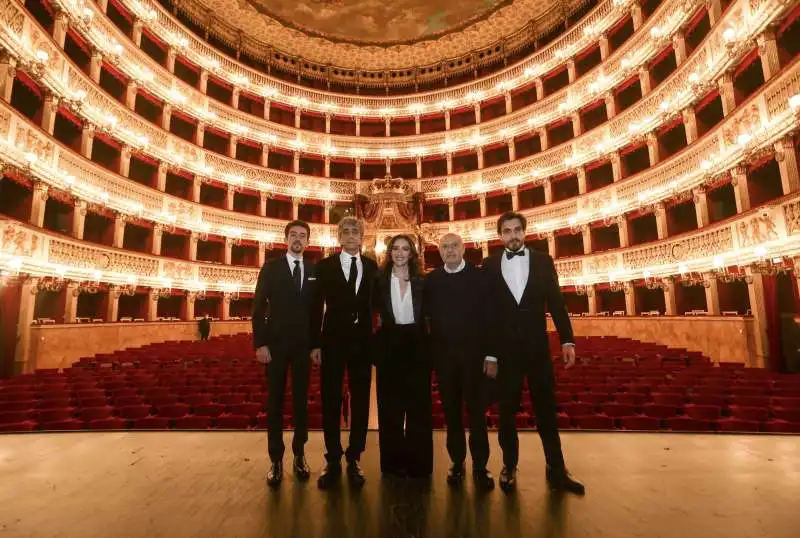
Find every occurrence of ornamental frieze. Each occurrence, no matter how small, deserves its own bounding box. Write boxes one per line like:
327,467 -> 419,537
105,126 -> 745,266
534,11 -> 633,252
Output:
1,222 -> 41,257
47,239 -> 159,276
736,212 -> 780,248
197,266 -> 258,286
783,201 -> 800,236
13,124 -> 55,166
160,260 -> 196,281
554,260 -> 583,278
585,254 -> 619,275
0,0 -> 25,35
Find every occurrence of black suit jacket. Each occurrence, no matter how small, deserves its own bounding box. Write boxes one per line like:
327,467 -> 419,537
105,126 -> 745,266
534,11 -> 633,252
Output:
310,253 -> 378,350
251,256 -> 316,354
372,271 -> 426,363
482,249 -> 574,361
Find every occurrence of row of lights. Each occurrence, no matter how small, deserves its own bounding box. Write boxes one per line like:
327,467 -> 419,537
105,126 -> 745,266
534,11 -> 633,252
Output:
20,3 -> 759,194
60,0 -> 695,156
104,0 -> 639,117
7,84 -> 799,249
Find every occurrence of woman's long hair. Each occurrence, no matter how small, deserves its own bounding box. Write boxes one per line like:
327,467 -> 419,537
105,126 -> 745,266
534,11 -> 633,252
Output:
380,234 -> 421,280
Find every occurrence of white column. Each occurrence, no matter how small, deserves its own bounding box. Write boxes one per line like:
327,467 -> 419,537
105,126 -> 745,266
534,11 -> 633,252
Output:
132,20 -> 144,47
0,53 -> 16,102
81,124 -> 95,158
113,214 -> 126,248
414,115 -> 421,134
224,238 -> 233,265
474,103 -> 481,124
152,225 -> 163,256
587,286 -> 598,315
189,233 -> 199,261
416,157 -> 422,179
624,283 -> 638,316
125,81 -> 138,110
448,200 -> 455,222
119,145 -> 132,178
507,139 -> 516,161
599,35 -> 610,60
161,103 -> 172,131
477,147 -> 484,169
694,188 -> 710,227
385,118 -> 391,137
538,128 -> 549,151
89,51 -> 103,84
191,176 -> 201,203
663,277 -> 677,316
14,278 -> 38,373
732,166 -> 750,213
646,131 -> 659,166
655,204 -> 667,240
479,194 -> 487,217
577,166 -> 587,194
184,293 -> 196,321
164,47 -> 176,73
746,269 -> 769,368
682,107 -> 698,144
776,137 -> 800,195
543,179 -> 553,204
231,87 -> 240,109
324,156 -> 331,178
705,275 -> 721,316
567,59 -> 576,83
604,92 -> 616,119
107,288 -> 119,323
535,78 -> 544,101
673,32 -> 687,65
571,112 -> 582,137
293,151 -> 300,174
258,192 -> 268,216
147,290 -> 159,322
41,92 -> 58,135
718,73 -> 736,117
444,111 -> 450,131
511,187 -> 519,211
582,226 -> 592,255
72,200 -> 87,240
199,70 -> 209,94
639,66 -> 652,95
294,109 -> 302,129
257,243 -> 266,267
195,122 -> 205,147
227,135 -> 238,159
261,144 -> 270,168
64,282 -> 79,324
547,233 -> 556,258
292,198 -> 300,220
30,183 -> 48,228
504,93 -> 512,115
617,216 -> 629,248
222,294 -> 232,321
631,2 -> 643,30
157,162 -> 168,191
446,153 -> 453,175
757,29 -> 780,81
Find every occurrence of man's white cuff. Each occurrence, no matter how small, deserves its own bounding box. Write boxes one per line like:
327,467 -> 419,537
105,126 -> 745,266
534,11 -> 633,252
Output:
485,356 -> 498,363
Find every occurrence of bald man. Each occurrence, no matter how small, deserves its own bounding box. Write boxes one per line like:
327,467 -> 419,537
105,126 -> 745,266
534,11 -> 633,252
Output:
423,233 -> 494,490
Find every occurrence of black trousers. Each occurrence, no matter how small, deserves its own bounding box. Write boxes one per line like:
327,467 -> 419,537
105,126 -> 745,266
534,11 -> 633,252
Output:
436,352 -> 490,471
265,348 -> 310,462
376,325 -> 433,476
497,352 -> 565,472
321,338 -> 372,464
199,327 -> 209,340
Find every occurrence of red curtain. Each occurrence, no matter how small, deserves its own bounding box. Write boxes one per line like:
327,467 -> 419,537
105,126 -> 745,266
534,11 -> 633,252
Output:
762,275 -> 784,372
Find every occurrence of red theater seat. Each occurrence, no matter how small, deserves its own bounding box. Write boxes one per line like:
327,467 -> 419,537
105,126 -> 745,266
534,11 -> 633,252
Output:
132,416 -> 170,429
573,414 -> 614,429
118,405 -> 152,420
175,416 -> 213,429
215,414 -> 252,429
194,404 -> 225,417
619,416 -> 661,431
88,417 -> 127,430
716,418 -> 760,432
667,416 -> 712,431
684,404 -> 722,421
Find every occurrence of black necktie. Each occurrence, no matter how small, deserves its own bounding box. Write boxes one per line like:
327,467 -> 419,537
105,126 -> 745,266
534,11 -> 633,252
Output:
348,256 -> 358,295
292,260 -> 301,291
506,249 -> 525,260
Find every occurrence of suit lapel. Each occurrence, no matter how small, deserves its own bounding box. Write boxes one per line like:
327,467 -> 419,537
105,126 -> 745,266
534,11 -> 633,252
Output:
491,253 -> 519,306
411,276 -> 423,323
519,251 -> 536,306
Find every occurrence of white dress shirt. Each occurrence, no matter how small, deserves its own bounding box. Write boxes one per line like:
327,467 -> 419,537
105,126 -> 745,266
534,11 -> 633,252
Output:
286,252 -> 304,288
339,251 -> 363,292
501,248 -> 530,305
485,249 -> 573,364
390,273 -> 415,325
443,259 -> 466,274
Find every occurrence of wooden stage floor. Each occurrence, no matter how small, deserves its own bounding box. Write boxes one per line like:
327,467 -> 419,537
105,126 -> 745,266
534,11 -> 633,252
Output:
0,431 -> 798,538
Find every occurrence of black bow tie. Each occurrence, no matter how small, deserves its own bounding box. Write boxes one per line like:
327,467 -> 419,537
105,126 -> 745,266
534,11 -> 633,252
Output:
505,249 -> 525,260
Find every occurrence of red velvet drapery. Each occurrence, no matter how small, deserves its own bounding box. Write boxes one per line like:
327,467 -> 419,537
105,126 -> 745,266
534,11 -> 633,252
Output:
762,275 -> 785,372
0,281 -> 22,378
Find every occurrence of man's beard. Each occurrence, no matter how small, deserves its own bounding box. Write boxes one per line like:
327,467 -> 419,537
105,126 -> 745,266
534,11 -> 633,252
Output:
506,239 -> 522,251
290,242 -> 303,253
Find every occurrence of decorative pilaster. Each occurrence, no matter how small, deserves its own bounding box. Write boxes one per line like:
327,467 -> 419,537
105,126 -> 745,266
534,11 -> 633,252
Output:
646,131 -> 659,166
156,161 -> 168,191
477,147 -> 484,169
731,166 -> 750,213
195,121 -> 205,147
81,124 -> 95,158
507,139 -> 516,161
599,35 -> 610,60
617,215 -> 629,247
663,277 -> 677,316
478,194 -> 487,217
538,128 -> 549,151
113,213 -> 126,248
292,151 -> 300,174
224,238 -> 233,265
639,66 -> 652,95
125,81 -> 138,110
705,275 -> 721,316
504,92 -> 512,115
546,232 -> 556,258
260,144 -> 270,168
776,137 -> 800,194
119,145 -> 132,178
191,176 -> 201,203
14,277 -> 38,374
147,289 -> 159,322
64,282 -> 79,324
567,59 -> 576,83
89,51 -> 103,84
228,135 -> 238,159
152,224 -> 163,256
231,87 -> 240,109
759,27 -> 781,77
199,70 -> 209,93
444,110 -> 450,131
258,191 -> 268,216
225,185 -> 234,211
624,282 -> 637,316
510,187 -> 519,211
161,103 -> 172,131
746,269 -> 769,368
41,92 -> 58,135
0,53 -> 17,102
682,107 -> 698,144
534,78 -> 544,101
718,73 -> 735,117
587,285 -> 598,315
414,115 -> 421,134
107,287 -> 120,322
132,20 -> 144,48
72,200 -> 87,240
693,187 -> 710,227
582,225 -> 592,255
655,203 -> 667,240
610,152 -> 622,182
672,32 -> 687,64
577,166 -> 587,194
604,91 -> 616,119
53,11 -> 68,48
473,103 -> 481,124
189,232 -> 199,261
543,178 -> 553,204
30,182 -> 48,228
571,113 -> 582,137
446,153 -> 453,175
292,198 -> 300,220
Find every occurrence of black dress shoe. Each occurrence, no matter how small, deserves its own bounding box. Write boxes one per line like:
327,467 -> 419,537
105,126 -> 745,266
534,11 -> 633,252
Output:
317,462 -> 342,489
447,463 -> 465,486
294,456 -> 310,481
472,468 -> 495,491
266,462 -> 283,487
347,460 -> 366,488
498,466 -> 516,492
546,466 -> 585,496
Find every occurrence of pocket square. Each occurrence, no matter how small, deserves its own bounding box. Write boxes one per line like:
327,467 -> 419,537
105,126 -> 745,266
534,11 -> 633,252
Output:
308,277 -> 317,281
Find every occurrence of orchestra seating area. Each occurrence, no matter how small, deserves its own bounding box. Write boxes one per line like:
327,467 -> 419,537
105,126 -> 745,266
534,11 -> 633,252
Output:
1,333 -> 798,434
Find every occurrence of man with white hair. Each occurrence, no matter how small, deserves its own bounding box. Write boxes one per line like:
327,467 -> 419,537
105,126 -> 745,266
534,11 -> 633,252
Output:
424,233 -> 495,490
310,217 -> 378,489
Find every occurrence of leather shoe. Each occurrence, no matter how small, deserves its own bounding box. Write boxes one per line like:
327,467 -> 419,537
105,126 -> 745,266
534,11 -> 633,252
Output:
347,460 -> 366,488
293,456 -> 310,481
446,463 -> 465,486
472,468 -> 495,491
317,462 -> 342,489
498,466 -> 516,492
266,461 -> 283,487
546,465 -> 585,496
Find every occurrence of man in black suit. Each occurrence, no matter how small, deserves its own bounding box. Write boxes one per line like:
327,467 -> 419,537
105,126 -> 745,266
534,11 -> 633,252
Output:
482,211 -> 585,495
424,233 -> 494,490
198,315 -> 211,340
253,220 -> 316,487
310,217 -> 378,489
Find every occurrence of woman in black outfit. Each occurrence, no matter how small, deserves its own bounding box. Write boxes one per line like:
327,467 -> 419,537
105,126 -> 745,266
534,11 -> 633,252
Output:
373,234 -> 433,478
